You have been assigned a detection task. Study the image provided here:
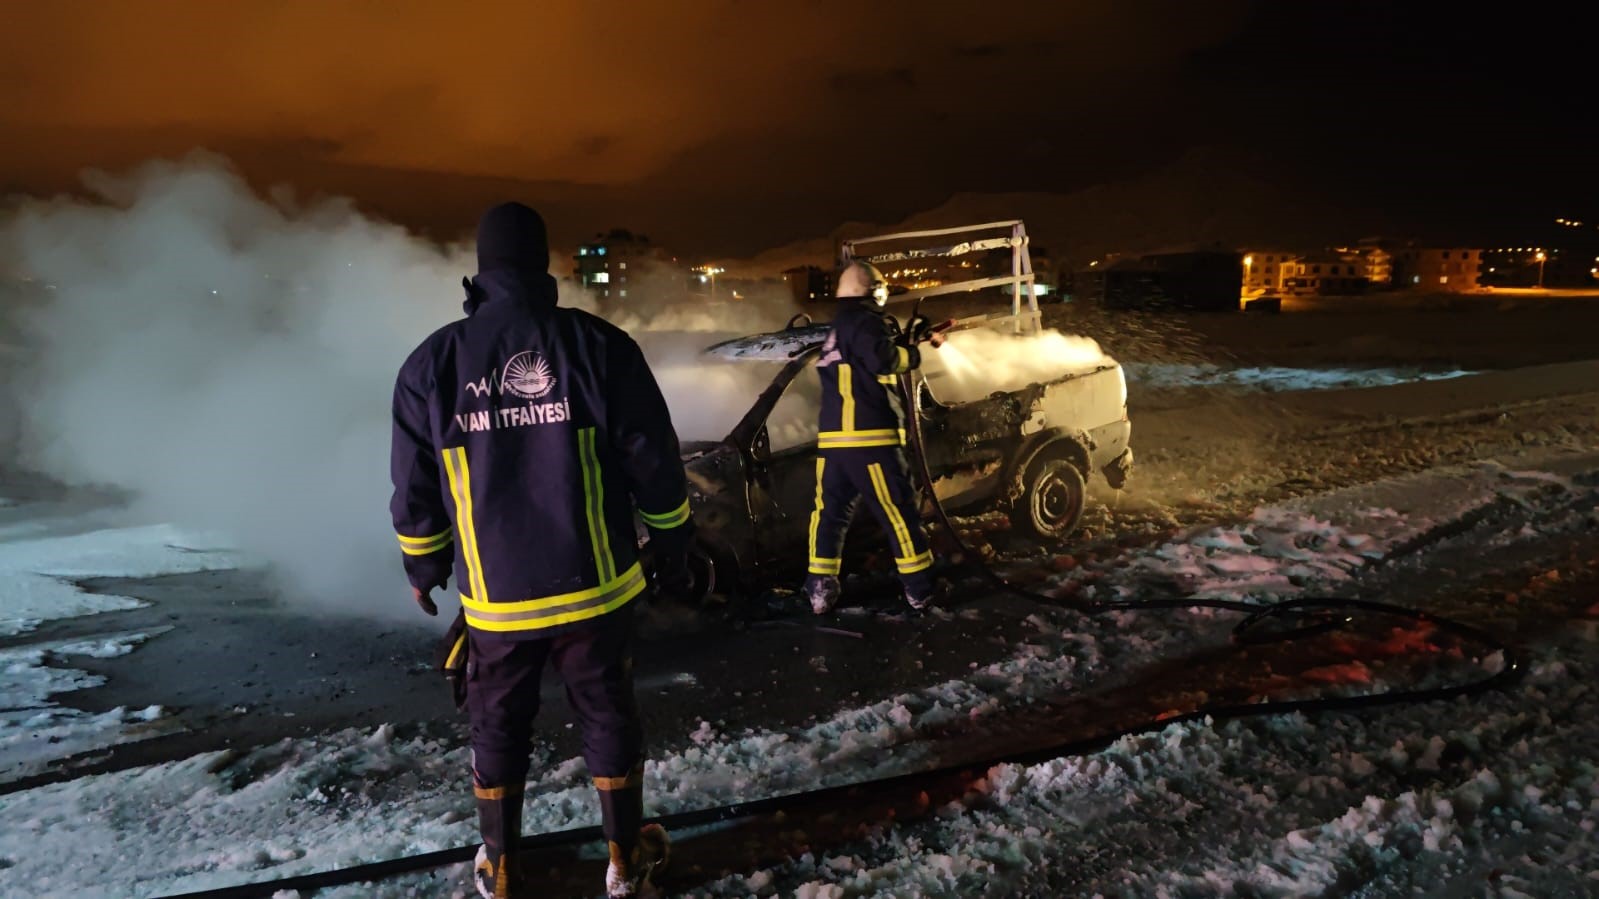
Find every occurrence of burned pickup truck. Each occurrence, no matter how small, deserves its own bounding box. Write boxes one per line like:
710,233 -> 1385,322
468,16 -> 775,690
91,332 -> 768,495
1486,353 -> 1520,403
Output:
673,317 -> 1133,596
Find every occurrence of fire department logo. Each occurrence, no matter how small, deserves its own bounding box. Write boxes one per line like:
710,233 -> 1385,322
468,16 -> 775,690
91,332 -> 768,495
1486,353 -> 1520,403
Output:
501,351 -> 556,400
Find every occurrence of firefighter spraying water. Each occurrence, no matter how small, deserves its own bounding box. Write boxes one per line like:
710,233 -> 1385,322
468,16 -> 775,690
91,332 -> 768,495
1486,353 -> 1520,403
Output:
803,260 -> 948,614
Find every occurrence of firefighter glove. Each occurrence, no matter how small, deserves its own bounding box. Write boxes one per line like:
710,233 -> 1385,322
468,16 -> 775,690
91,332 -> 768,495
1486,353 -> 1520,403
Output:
904,316 -> 929,345
413,586 -> 439,617
653,552 -> 696,602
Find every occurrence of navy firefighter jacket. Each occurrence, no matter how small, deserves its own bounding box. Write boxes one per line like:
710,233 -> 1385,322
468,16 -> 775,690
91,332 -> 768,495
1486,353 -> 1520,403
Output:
815,297 -> 922,450
390,269 -> 693,639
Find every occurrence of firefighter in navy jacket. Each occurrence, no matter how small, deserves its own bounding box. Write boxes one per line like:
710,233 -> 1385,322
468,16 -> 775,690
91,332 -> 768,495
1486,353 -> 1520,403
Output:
391,202 -> 686,899
804,261 -> 944,615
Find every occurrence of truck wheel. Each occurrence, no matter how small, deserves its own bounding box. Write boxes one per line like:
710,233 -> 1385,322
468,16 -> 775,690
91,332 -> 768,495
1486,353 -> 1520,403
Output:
1019,457 -> 1086,542
640,537 -> 734,606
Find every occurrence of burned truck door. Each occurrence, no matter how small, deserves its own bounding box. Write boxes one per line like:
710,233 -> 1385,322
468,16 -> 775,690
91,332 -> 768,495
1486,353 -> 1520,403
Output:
724,348 -> 826,574
746,363 -> 825,571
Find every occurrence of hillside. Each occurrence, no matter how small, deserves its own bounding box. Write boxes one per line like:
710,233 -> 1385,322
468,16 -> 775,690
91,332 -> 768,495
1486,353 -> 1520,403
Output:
738,146 -> 1379,276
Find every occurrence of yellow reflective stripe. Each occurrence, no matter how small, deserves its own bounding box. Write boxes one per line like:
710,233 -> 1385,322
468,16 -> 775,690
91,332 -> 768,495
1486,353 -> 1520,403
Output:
578,427 -> 617,583
892,345 -> 911,373
442,448 -> 489,604
818,435 -> 903,449
839,363 -> 855,432
895,549 -> 934,574
593,764 -> 644,791
473,783 -> 523,800
640,498 -> 691,529
456,448 -> 488,603
817,428 -> 905,449
809,558 -> 842,576
397,527 -> 452,547
444,634 -> 467,670
877,374 -> 898,385
399,535 -> 453,556
461,563 -> 647,632
808,456 -> 825,570
869,462 -> 916,559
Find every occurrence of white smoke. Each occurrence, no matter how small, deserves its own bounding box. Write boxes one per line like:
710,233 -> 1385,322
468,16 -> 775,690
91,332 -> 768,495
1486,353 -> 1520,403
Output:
922,327 -> 1113,404
0,155 -> 789,617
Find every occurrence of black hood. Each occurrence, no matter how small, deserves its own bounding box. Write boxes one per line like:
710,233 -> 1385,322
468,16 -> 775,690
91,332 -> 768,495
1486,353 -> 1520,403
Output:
465,201 -> 556,316
476,201 -> 550,276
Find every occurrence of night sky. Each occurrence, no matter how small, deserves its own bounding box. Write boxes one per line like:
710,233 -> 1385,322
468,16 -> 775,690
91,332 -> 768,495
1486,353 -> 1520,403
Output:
2,1 -> 1589,256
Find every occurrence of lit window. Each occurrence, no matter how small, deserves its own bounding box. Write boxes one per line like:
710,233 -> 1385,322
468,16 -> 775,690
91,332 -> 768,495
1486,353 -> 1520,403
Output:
620,289 -> 628,298
597,247 -> 607,256
619,262 -> 627,270
1440,276 -> 1448,284
593,272 -> 610,284
579,248 -> 589,256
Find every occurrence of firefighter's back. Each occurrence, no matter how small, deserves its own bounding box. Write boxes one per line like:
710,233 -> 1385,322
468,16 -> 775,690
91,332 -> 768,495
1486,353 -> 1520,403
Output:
404,272 -> 657,639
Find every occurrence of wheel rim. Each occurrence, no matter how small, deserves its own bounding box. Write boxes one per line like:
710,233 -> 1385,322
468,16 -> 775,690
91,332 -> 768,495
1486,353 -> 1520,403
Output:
1034,469 -> 1082,531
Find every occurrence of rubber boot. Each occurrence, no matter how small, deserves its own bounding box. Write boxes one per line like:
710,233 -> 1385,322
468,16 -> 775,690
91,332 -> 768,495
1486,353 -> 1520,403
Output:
606,823 -> 671,898
597,765 -> 667,897
472,782 -> 525,899
903,574 -> 943,612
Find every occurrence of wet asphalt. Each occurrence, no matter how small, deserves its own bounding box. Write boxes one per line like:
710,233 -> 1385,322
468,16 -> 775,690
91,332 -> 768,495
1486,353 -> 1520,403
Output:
2,563 -> 1049,792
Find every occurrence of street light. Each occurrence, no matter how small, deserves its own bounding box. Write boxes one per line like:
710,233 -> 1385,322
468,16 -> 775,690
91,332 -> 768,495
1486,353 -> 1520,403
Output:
1535,250 -> 1546,289
705,266 -> 725,298
1241,254 -> 1253,303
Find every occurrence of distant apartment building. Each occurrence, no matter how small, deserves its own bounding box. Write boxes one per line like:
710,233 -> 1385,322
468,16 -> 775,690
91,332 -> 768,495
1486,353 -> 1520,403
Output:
1340,242 -> 1393,288
1239,244 -> 1390,296
573,229 -> 680,300
1240,251 -> 1297,294
1281,251 -> 1370,295
782,265 -> 834,303
1389,247 -> 1483,291
1029,245 -> 1060,299
1079,251 -> 1242,312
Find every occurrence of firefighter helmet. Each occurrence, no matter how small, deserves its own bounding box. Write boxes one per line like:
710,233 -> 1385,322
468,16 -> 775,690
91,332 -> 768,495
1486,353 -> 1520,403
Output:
837,261 -> 890,305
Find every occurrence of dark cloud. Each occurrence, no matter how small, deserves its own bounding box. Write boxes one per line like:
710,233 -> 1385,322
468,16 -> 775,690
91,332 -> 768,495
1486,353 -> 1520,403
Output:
828,66 -> 918,95
0,0 -> 1589,255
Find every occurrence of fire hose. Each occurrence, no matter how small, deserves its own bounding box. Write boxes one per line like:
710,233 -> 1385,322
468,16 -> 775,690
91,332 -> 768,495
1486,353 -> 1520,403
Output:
893,315 -> 1519,690
165,323 -> 1522,899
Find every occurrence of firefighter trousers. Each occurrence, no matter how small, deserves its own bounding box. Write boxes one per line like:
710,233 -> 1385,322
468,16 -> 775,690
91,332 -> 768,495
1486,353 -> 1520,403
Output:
466,608 -> 644,852
807,445 -> 934,594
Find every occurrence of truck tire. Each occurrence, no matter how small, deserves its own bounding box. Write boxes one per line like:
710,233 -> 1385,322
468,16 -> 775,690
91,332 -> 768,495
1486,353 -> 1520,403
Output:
1019,456 -> 1087,542
640,536 -> 737,606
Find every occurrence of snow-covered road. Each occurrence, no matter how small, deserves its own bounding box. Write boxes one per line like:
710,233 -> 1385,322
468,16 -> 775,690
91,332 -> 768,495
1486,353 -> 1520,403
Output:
3,353 -> 1599,898
2,442 -> 1595,897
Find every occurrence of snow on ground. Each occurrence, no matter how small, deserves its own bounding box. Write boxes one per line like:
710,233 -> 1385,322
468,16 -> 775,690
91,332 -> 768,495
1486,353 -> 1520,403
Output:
0,516 -> 242,789
5,459 -> 1586,897
696,627 -> 1599,898
0,521 -> 241,638
0,630 -> 179,782
1124,362 -> 1474,393
1076,460 -> 1580,605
